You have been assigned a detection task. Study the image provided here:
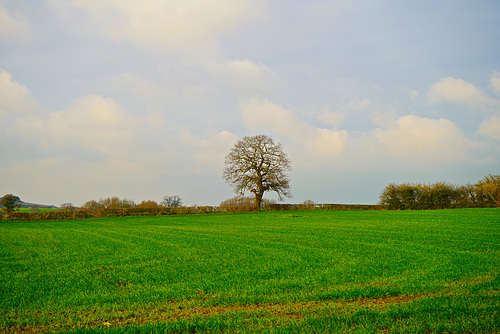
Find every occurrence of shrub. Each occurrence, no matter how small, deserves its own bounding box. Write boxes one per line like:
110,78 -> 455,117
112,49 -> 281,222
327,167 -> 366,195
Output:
379,175 -> 500,210
474,174 -> 500,207
219,196 -> 276,212
137,200 -> 160,209
81,200 -> 101,211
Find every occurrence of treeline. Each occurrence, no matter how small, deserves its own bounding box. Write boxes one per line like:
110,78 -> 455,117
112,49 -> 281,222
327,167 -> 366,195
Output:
379,174 -> 499,210
1,198 -> 382,222
81,196 -> 182,210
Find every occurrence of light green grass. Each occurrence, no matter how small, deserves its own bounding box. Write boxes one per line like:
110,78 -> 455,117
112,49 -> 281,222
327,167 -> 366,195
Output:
17,208 -> 61,212
0,209 -> 499,333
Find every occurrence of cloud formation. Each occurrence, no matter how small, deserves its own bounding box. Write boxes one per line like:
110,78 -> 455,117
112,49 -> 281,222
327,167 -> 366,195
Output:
49,0 -> 263,51
0,5 -> 30,42
180,129 -> 238,172
371,114 -> 473,163
207,59 -> 276,96
241,98 -> 348,159
13,94 -> 146,156
0,70 -> 37,115
429,77 -> 490,105
478,116 -> 500,140
317,110 -> 345,126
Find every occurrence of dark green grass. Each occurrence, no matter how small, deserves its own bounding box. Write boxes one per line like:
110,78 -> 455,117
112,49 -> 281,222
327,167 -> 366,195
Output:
0,209 -> 498,333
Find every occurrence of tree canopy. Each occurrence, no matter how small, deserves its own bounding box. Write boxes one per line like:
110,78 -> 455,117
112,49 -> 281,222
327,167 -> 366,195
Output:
223,135 -> 291,210
0,194 -> 21,213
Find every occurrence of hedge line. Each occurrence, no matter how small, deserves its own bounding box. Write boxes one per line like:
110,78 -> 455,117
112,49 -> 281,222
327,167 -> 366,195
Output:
378,176 -> 499,210
1,204 -> 382,222
1,210 -> 93,221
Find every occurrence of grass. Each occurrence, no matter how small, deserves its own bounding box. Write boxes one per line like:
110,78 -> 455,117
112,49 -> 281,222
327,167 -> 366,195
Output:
17,208 -> 61,212
0,209 -> 498,333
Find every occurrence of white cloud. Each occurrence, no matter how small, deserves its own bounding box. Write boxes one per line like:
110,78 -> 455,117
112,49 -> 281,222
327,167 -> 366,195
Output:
207,58 -> 276,96
110,73 -> 165,97
0,5 -> 30,43
48,0 -> 264,51
14,94 -> 142,155
429,77 -> 490,105
478,116 -> 500,140
0,70 -> 37,115
241,98 -> 310,137
491,71 -> 500,96
180,129 -> 238,172
309,128 -> 348,158
241,98 -> 348,159
371,114 -> 474,163
317,110 -> 345,126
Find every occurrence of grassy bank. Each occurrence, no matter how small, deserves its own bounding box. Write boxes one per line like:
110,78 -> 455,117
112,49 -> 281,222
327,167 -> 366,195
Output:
1,209 -> 498,333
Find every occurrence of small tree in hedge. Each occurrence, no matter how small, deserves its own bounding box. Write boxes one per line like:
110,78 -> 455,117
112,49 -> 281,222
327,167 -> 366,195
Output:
162,195 -> 183,208
0,194 -> 21,213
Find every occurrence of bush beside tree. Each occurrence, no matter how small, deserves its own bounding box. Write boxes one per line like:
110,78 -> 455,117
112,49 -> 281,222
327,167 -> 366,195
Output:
219,196 -> 276,211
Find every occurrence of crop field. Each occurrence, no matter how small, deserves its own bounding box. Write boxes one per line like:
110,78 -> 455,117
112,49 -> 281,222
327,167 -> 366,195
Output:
0,209 -> 499,333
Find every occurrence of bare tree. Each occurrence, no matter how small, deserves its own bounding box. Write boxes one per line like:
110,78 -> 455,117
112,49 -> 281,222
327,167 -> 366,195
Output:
223,135 -> 291,210
162,195 -> 183,208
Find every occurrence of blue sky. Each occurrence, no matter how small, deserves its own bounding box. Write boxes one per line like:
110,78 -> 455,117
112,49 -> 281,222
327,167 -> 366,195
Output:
1,0 -> 499,206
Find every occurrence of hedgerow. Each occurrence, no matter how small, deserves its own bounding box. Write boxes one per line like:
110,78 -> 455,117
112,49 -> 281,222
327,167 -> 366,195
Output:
1,204 -> 382,222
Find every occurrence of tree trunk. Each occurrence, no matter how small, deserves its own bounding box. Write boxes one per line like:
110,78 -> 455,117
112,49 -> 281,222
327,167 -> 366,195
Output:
254,191 -> 264,211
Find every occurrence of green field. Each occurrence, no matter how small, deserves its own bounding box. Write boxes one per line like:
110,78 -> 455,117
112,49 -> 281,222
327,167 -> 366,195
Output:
17,208 -> 61,213
1,209 -> 499,333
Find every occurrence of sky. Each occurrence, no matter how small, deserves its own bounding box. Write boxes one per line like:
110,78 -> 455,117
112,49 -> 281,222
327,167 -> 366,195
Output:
1,0 -> 499,207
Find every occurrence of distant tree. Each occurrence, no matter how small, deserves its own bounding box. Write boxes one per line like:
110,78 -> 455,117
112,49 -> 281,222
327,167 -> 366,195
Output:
81,197 -> 136,211
428,182 -> 457,209
455,184 -> 478,208
82,200 -> 101,211
137,200 -> 160,208
162,195 -> 183,208
475,174 -> 500,207
223,135 -> 292,210
99,197 -> 135,209
101,197 -> 120,209
379,183 -> 405,210
0,194 -> 21,213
